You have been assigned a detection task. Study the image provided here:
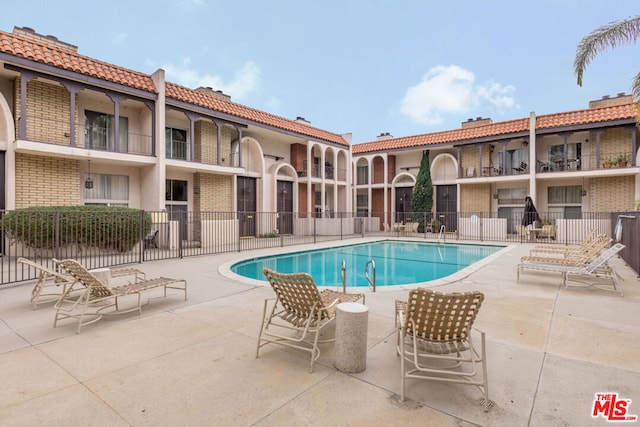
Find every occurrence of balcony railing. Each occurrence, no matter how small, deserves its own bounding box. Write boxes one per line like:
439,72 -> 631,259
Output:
24,115 -> 153,155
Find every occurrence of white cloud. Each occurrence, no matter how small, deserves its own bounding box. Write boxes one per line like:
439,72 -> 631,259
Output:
161,59 -> 261,101
399,65 -> 516,126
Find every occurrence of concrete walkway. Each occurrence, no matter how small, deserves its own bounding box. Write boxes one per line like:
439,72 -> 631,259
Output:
1,239 -> 638,426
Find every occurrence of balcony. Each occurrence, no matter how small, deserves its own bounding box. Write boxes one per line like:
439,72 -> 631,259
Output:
536,153 -> 634,173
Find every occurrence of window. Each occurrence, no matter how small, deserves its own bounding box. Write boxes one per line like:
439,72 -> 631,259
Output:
498,148 -> 528,172
549,143 -> 581,170
548,185 -> 581,204
548,185 -> 582,219
496,187 -> 527,205
356,194 -> 368,217
356,165 -> 368,185
166,179 -> 188,202
166,127 -> 188,160
84,173 -> 129,206
84,110 -> 128,152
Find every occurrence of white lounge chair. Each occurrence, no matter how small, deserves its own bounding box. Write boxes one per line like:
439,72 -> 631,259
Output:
54,259 -> 187,333
517,243 -> 625,295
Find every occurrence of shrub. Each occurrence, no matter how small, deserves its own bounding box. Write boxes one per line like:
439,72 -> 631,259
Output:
2,206 -> 152,252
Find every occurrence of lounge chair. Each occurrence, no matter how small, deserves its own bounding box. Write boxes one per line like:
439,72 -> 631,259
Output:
517,243 -> 625,294
520,235 -> 612,266
396,288 -> 490,411
529,228 -> 598,256
257,268 -> 365,373
17,258 -> 75,309
18,258 -> 147,309
54,259 -> 187,333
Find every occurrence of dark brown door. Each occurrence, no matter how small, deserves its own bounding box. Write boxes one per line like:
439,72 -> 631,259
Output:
276,180 -> 293,234
237,176 -> 256,237
395,187 -> 413,223
436,184 -> 457,232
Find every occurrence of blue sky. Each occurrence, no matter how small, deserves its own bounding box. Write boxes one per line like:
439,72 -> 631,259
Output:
1,1 -> 638,143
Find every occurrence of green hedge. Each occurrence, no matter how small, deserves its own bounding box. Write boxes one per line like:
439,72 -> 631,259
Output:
2,206 -> 152,252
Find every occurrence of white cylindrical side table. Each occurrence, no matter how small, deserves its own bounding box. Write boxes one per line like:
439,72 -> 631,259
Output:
90,267 -> 111,286
334,302 -> 369,373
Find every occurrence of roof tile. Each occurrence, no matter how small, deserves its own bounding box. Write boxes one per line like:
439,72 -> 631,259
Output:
354,103 -> 636,154
0,29 -> 349,147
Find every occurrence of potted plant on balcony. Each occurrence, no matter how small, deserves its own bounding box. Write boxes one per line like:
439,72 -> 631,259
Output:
603,157 -> 613,168
617,154 -> 630,167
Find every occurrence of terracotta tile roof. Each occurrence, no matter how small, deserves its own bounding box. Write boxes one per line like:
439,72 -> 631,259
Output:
166,82 -> 349,146
354,103 -> 637,154
535,103 -> 636,129
0,28 -> 349,147
0,29 -> 157,93
353,118 -> 529,154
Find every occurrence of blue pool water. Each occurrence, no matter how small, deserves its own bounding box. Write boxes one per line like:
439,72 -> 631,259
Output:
231,240 -> 504,287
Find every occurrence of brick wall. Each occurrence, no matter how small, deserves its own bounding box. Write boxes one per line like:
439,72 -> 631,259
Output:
196,173 -> 233,211
15,78 -> 71,144
15,153 -> 80,207
291,143 -> 306,173
590,175 -> 634,212
460,184 -> 491,213
598,128 -> 633,165
194,121 -> 215,164
372,156 -> 384,184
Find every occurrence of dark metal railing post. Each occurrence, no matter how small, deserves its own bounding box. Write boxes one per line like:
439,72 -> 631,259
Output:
55,210 -> 60,260
139,210 -> 145,263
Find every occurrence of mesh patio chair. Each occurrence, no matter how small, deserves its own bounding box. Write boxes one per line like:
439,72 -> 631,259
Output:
18,258 -> 147,309
520,235 -> 612,266
54,259 -> 187,333
18,258 -> 75,309
258,268 -> 365,373
517,243 -> 625,294
395,288 -> 490,411
529,228 -> 597,256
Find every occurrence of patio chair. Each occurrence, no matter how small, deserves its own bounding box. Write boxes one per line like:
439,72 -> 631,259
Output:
520,235 -> 612,266
54,259 -> 187,333
18,258 -> 147,309
529,228 -> 597,256
517,243 -> 625,294
144,229 -> 159,249
17,257 -> 75,309
513,161 -> 527,173
257,268 -> 365,373
395,288 -> 490,411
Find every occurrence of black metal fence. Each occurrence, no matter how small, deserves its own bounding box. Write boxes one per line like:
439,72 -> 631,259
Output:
4,209 -> 638,287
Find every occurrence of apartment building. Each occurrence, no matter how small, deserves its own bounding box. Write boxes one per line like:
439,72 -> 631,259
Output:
352,94 -> 639,235
0,26 -> 637,245
0,26 -> 352,241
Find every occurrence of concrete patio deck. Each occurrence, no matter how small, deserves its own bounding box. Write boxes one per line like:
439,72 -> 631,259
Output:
1,238 -> 638,426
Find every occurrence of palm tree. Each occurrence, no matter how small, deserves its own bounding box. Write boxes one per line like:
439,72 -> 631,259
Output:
574,16 -> 640,101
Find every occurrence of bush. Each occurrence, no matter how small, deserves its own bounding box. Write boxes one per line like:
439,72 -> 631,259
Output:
2,206 -> 152,252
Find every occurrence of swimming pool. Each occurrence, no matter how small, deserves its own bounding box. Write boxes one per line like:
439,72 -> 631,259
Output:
230,240 -> 506,287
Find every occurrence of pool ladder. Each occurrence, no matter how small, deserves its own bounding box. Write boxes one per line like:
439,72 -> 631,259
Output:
437,224 -> 446,243
341,259 -> 377,292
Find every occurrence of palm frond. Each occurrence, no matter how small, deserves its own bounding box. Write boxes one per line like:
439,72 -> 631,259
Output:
574,16 -> 640,86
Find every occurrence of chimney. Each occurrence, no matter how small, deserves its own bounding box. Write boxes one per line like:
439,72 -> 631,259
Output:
461,117 -> 492,129
13,26 -> 78,53
194,86 -> 231,101
589,93 -> 632,108
295,116 -> 311,125
376,132 -> 393,140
